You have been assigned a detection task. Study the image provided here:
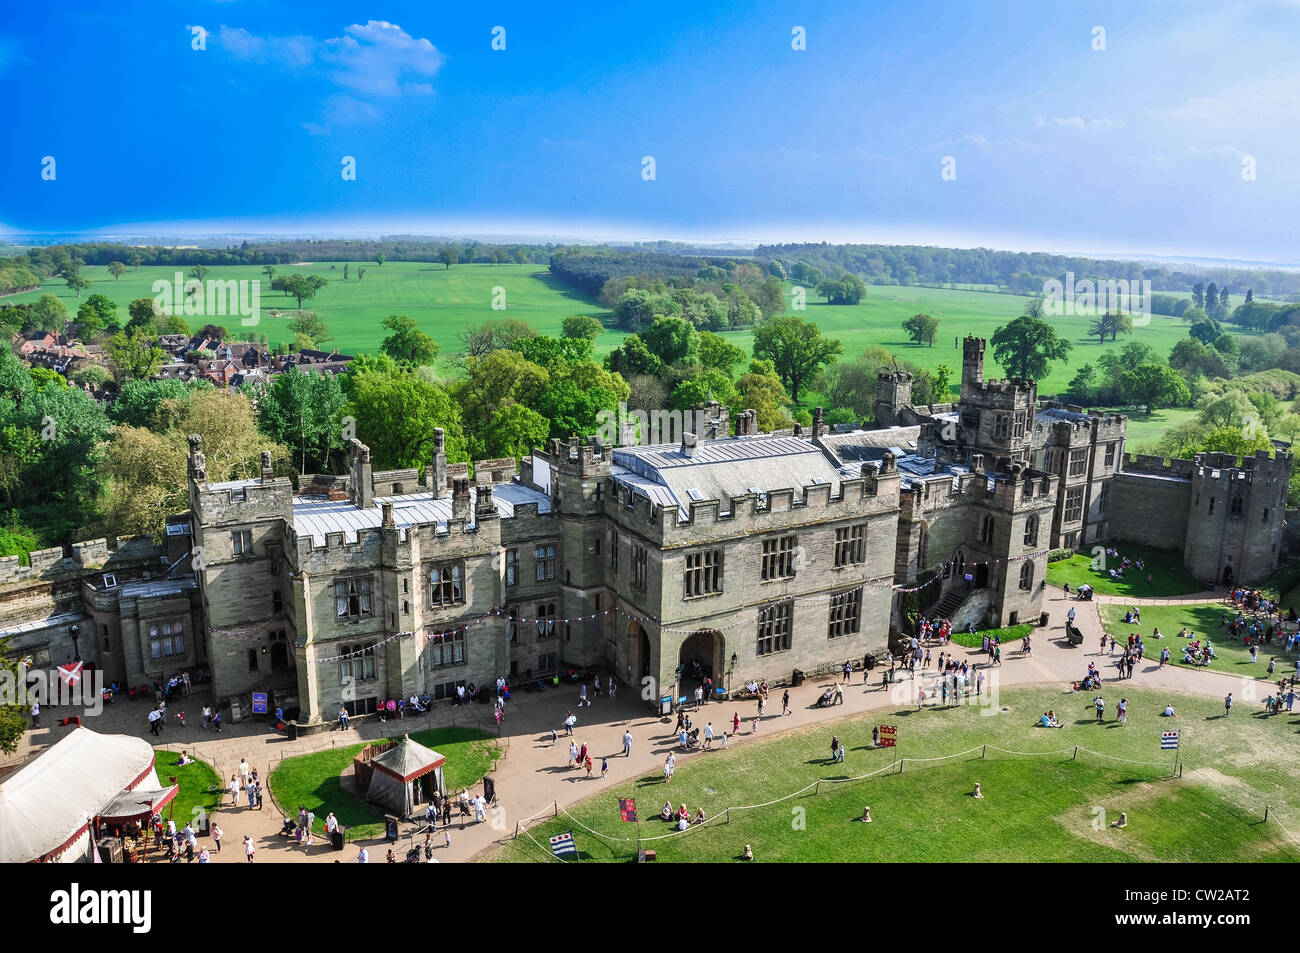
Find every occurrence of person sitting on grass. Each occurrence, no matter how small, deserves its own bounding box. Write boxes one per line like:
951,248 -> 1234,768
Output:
692,808 -> 706,825
661,801 -> 673,822
1163,704 -> 1176,717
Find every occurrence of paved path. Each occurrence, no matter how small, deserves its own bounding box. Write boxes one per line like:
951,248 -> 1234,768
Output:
6,584 -> 1283,864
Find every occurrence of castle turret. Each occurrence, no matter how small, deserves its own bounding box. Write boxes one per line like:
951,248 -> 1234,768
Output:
875,370 -> 913,428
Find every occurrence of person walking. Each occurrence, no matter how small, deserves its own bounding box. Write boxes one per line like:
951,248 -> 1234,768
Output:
357,846 -> 369,863
663,754 -> 675,783
732,711 -> 740,735
1224,692 -> 1233,716
695,685 -> 704,710
212,709 -> 222,732
243,835 -> 255,863
622,729 -> 633,757
601,757 -> 608,779
1094,695 -> 1105,723
1117,697 -> 1128,725
564,711 -> 576,735
201,705 -> 212,730
578,684 -> 590,708
704,722 -> 714,749
211,821 -> 222,853
228,774 -> 240,806
568,740 -> 578,768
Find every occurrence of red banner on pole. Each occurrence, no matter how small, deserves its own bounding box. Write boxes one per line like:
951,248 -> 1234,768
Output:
878,725 -> 897,748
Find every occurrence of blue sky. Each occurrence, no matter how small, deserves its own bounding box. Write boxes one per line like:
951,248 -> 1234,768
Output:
4,0 -> 1300,261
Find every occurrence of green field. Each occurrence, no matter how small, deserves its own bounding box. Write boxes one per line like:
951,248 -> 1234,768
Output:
10,264 -> 1202,400
153,748 -> 223,829
268,725 -> 500,841
1099,602 -> 1291,671
1046,544 -> 1204,597
487,685 -> 1300,862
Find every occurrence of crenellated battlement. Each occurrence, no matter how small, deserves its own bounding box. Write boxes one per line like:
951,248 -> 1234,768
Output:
0,535 -> 163,587
1120,453 -> 1196,480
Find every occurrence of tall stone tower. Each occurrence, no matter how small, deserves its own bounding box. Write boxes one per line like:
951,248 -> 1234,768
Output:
958,336 -> 1036,470
875,370 -> 913,427
1183,450 -> 1291,585
549,436 -> 613,668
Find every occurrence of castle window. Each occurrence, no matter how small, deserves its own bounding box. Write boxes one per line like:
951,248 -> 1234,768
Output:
1208,498 -> 1216,515
1230,496 -> 1243,516
1019,561 -> 1034,591
1263,508 -> 1270,522
535,545 -> 556,582
536,603 -> 556,640
248,649 -> 258,672
1064,486 -> 1084,522
505,549 -> 518,587
148,621 -> 185,660
336,577 -> 373,619
427,631 -> 465,667
1104,443 -> 1116,467
757,601 -> 792,656
632,544 -> 648,590
506,608 -> 517,643
1097,481 -> 1110,514
101,625 -> 110,651
272,590 -> 283,614
232,529 -> 253,556
1064,531 -> 1077,549
1012,411 -> 1026,440
1023,515 -> 1038,547
994,414 -> 1010,439
828,587 -> 863,639
1068,449 -> 1088,476
685,549 -> 724,597
1022,481 -> 1033,500
609,530 -> 620,573
429,563 -> 465,606
916,523 -> 928,568
980,515 -> 995,544
834,524 -> 866,566
761,535 -> 798,581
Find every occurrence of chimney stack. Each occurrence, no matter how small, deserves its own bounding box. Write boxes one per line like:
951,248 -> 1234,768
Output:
260,450 -> 274,483
812,407 -> 826,439
426,427 -> 448,499
451,478 -> 471,521
381,502 -> 394,526
681,432 -> 698,458
476,484 -> 498,521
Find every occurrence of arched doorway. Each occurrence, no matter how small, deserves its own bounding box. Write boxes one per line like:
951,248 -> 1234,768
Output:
270,641 -> 288,671
975,563 -> 989,589
627,621 -> 652,680
678,630 -> 724,697
1222,564 -> 1234,587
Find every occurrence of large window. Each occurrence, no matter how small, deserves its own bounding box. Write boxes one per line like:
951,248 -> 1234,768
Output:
980,515 -> 995,544
761,535 -> 798,581
1023,514 -> 1038,547
1097,481 -> 1111,514
994,414 -> 1010,439
232,529 -> 252,556
148,621 -> 185,660
632,544 -> 648,590
685,549 -> 724,597
338,643 -> 376,684
609,529 -> 619,572
1104,442 -> 1116,467
426,631 -> 466,667
505,549 -> 517,587
1068,448 -> 1088,476
834,524 -> 866,566
827,588 -> 862,639
535,602 -> 556,640
757,602 -> 793,655
1064,486 -> 1085,522
336,577 -> 373,619
1019,560 -> 1034,591
1012,411 -> 1026,439
429,563 -> 464,606
535,545 -> 556,581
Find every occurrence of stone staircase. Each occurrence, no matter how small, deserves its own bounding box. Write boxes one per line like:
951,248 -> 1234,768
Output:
931,587 -> 967,621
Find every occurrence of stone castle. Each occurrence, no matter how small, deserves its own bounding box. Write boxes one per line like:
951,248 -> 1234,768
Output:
2,337 -> 1292,723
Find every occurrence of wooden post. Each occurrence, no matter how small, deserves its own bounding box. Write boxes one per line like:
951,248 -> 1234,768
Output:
513,821 -> 520,839
815,779 -> 820,794
1265,804 -> 1270,822
553,800 -> 558,817
1072,745 -> 1078,761
982,744 -> 987,759
726,808 -> 730,824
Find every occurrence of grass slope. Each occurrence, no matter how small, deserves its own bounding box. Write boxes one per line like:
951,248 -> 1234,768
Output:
153,748 -> 223,828
488,685 -> 1300,863
268,725 -> 499,841
1046,544 -> 1203,597
1099,602 -> 1295,672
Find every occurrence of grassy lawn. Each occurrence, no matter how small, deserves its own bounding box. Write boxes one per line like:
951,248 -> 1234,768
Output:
268,726 -> 500,841
1046,544 -> 1203,597
947,624 -> 1033,649
1099,602 -> 1293,673
487,685 -> 1300,863
1112,406 -> 1200,450
13,266 -> 1194,405
153,748 -> 223,828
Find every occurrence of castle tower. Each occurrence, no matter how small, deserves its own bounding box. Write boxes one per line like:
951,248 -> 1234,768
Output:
875,371 -> 913,428
961,336 -> 985,388
549,436 -> 614,667
1184,450 -> 1291,585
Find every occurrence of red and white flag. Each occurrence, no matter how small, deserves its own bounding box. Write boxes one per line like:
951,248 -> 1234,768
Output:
57,661 -> 84,686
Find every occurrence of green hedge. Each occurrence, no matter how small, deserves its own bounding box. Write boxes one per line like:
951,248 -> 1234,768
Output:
947,623 -> 1034,649
1047,549 -> 1075,563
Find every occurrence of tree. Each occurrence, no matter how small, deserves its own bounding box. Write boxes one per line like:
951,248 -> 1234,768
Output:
1245,289 -> 1254,305
1118,363 -> 1191,413
753,277 -> 785,321
65,275 -> 90,298
129,251 -> 144,272
605,335 -> 663,379
281,274 -> 326,309
453,349 -> 549,439
108,261 -> 126,281
0,635 -> 27,754
733,360 -> 795,430
74,294 -> 117,336
767,260 -> 787,280
751,316 -> 844,404
902,313 -> 940,346
696,331 -> 746,374
1087,311 -> 1133,344
287,312 -> 332,350
379,315 -> 439,366
1068,363 -> 1097,403
437,247 -> 459,270
989,313 -> 1072,381
71,364 -> 111,390
252,369 -> 348,473
107,326 -> 166,383
642,316 -> 697,367
1188,317 -> 1222,346
343,263 -> 349,281
345,366 -> 468,469
1205,282 -> 1220,317
457,318 -> 538,361
190,265 -> 209,284
1192,282 -> 1205,310
375,252 -> 386,267
263,265 -> 276,282
671,370 -> 736,410
561,315 -> 604,341
127,296 -> 160,330
815,274 -> 867,305
478,403 -> 549,460
614,289 -> 678,333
